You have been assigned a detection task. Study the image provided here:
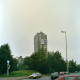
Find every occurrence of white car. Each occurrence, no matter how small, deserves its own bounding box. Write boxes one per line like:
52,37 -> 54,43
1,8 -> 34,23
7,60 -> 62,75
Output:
36,72 -> 42,78
29,73 -> 41,79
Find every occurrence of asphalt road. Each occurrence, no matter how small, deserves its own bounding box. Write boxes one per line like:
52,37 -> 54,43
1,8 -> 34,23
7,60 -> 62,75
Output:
23,72 -> 80,80
0,72 -> 80,80
23,75 -> 51,80
23,75 -> 64,80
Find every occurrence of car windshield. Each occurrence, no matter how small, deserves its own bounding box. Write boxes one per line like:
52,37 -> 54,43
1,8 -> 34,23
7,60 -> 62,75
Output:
63,77 -> 75,80
32,73 -> 37,75
77,77 -> 80,80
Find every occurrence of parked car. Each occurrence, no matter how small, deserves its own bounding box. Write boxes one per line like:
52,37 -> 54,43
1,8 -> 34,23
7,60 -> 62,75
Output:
57,75 -> 80,80
29,72 -> 41,79
51,72 -> 59,80
59,72 -> 64,75
64,71 -> 68,74
36,72 -> 42,78
29,73 -> 38,79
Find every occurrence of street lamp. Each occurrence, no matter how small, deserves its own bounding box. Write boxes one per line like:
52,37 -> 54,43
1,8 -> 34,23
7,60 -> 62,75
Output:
61,31 -> 69,74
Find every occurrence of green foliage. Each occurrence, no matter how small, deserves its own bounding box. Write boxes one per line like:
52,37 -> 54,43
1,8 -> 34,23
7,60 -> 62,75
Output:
76,64 -> 80,71
0,44 -> 14,74
0,70 -> 36,77
24,56 -> 30,65
9,70 -> 36,77
18,64 -> 31,70
23,48 -> 77,74
46,52 -> 54,73
13,58 -> 18,71
24,48 -> 66,73
29,47 -> 47,73
69,59 -> 77,72
47,51 -> 66,73
53,51 -> 66,72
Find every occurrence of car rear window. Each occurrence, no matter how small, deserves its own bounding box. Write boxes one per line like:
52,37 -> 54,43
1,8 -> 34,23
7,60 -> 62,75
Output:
63,77 -> 75,80
77,77 -> 80,80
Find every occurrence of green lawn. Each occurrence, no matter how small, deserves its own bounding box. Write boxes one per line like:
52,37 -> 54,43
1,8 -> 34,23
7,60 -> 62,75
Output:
0,70 -> 36,77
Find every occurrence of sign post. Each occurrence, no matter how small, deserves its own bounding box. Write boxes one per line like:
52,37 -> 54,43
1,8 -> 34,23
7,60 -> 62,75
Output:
7,60 -> 10,76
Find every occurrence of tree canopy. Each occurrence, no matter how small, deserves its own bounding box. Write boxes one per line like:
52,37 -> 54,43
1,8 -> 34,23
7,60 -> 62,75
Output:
69,59 -> 77,72
24,48 -> 67,73
0,44 -> 14,74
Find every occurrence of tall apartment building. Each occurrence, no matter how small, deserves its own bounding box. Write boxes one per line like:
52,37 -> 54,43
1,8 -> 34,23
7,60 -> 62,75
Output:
34,32 -> 47,52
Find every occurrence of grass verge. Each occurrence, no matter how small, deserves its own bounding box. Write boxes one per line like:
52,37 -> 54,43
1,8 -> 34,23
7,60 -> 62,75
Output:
0,70 -> 36,77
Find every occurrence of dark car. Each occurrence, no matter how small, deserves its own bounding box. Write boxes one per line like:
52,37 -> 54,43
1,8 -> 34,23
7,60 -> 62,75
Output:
51,72 -> 59,80
57,75 -> 80,80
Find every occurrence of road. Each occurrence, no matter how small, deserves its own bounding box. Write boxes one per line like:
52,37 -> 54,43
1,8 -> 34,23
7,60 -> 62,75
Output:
23,76 -> 50,80
23,75 -> 64,80
0,72 -> 80,80
23,72 -> 80,80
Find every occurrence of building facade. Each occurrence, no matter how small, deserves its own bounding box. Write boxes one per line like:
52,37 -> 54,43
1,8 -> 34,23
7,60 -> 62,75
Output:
18,56 -> 24,64
34,32 -> 47,52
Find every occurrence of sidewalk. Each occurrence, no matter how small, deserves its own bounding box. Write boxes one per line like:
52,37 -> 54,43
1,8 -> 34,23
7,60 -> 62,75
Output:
0,76 -> 27,80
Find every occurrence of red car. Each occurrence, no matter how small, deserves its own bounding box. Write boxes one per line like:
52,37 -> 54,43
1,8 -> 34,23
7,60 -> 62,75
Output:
57,75 -> 80,80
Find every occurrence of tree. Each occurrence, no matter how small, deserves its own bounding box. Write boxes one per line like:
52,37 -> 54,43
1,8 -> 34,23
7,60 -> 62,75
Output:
30,47 -> 47,73
53,51 -> 66,72
46,52 -> 54,73
76,64 -> 80,71
69,59 -> 77,72
29,49 -> 66,73
47,51 -> 66,73
21,56 -> 31,70
0,44 -> 14,74
24,56 -> 30,65
13,58 -> 18,71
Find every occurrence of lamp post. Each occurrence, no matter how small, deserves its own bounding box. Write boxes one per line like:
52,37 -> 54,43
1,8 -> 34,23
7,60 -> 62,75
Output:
61,31 -> 69,74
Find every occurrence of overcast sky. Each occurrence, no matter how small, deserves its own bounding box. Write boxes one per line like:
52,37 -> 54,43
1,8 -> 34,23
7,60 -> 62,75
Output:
0,0 -> 80,64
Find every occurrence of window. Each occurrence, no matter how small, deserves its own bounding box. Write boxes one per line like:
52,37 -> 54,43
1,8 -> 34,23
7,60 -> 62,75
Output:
63,77 -> 75,80
77,77 -> 80,80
